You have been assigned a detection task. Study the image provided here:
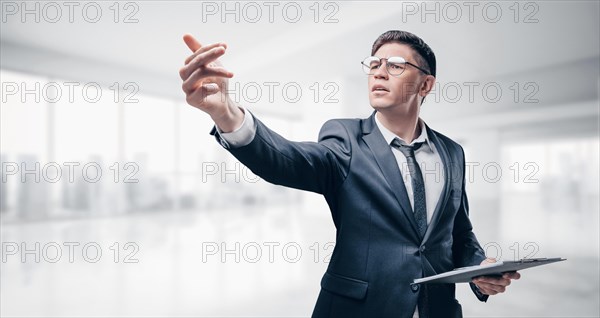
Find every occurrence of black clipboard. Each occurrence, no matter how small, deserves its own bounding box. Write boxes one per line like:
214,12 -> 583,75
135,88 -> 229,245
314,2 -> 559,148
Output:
412,257 -> 566,285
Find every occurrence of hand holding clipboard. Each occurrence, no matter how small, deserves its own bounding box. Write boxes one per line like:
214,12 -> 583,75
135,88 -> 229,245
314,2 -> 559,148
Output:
412,257 -> 565,285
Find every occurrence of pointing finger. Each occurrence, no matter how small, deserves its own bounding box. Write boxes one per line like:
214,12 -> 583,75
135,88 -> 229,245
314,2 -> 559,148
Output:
183,34 -> 202,52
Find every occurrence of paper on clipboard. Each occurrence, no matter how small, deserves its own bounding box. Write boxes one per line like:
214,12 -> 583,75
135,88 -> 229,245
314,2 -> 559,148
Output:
412,257 -> 566,285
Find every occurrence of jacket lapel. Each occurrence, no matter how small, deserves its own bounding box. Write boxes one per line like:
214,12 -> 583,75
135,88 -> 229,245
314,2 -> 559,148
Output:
361,112 -> 420,239
421,124 -> 452,244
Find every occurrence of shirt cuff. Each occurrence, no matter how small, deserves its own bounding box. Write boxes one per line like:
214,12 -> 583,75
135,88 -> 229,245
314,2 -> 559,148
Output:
214,107 -> 256,148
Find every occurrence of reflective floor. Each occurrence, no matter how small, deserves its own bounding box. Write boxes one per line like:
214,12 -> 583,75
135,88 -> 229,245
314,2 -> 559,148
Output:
1,191 -> 599,317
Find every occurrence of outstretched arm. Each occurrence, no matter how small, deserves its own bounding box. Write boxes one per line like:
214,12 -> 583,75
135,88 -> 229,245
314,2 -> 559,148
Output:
180,34 -> 351,195
211,113 -> 352,195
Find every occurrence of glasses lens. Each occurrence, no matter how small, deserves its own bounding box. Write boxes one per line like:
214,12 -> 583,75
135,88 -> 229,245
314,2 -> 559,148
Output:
362,57 -> 380,74
386,57 -> 407,76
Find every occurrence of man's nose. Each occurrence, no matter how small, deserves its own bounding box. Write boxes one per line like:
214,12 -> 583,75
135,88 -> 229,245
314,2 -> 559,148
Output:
373,62 -> 388,79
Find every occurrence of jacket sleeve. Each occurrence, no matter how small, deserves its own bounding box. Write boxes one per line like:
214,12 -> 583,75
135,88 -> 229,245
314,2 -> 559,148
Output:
451,145 -> 489,302
210,111 -> 352,196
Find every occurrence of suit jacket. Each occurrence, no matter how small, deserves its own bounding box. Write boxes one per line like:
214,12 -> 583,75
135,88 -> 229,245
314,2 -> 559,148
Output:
210,110 -> 488,318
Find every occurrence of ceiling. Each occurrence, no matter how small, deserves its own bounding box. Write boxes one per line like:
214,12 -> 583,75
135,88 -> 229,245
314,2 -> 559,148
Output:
1,1 -> 599,126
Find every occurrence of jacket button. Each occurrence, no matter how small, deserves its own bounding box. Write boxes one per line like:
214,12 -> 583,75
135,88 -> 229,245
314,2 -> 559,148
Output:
411,284 -> 420,292
420,245 -> 426,253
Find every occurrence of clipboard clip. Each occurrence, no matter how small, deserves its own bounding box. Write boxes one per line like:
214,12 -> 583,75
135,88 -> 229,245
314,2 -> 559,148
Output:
518,258 -> 547,263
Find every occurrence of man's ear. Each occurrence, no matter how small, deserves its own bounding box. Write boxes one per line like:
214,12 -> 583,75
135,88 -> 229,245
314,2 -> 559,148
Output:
419,75 -> 436,97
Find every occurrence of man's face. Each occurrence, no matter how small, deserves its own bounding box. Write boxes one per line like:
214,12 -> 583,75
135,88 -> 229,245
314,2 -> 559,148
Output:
367,42 -> 431,112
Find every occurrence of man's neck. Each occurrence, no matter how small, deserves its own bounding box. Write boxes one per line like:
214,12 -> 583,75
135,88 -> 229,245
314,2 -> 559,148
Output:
375,107 -> 421,143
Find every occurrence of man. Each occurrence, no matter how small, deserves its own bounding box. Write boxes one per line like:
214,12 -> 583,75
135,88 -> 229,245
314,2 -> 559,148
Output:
179,30 -> 520,318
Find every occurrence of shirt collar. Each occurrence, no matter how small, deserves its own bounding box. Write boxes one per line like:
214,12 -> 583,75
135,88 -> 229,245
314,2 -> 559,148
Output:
374,113 -> 434,153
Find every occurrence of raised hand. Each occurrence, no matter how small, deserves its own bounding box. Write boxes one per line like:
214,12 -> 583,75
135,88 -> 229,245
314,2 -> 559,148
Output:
179,34 -> 243,132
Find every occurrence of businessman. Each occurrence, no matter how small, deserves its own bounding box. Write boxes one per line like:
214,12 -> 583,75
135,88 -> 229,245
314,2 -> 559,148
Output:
179,30 -> 520,318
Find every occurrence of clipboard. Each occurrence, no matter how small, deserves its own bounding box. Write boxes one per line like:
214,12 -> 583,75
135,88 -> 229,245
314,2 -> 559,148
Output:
412,257 -> 566,285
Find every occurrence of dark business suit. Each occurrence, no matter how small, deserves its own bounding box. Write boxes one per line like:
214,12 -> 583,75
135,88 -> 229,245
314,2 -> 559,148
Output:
210,110 -> 488,318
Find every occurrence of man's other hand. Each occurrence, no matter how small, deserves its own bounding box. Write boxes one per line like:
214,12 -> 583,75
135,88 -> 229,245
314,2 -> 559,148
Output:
472,258 -> 521,295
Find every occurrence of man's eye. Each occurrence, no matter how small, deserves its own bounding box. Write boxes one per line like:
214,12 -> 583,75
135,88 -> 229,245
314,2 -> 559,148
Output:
370,64 -> 381,70
389,63 -> 404,69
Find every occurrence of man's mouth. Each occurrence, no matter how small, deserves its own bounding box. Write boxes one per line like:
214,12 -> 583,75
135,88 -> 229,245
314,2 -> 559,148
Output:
372,84 -> 389,93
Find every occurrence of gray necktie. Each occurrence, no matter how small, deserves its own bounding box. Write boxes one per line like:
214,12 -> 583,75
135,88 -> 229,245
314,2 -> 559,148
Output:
391,138 -> 427,239
392,138 -> 430,318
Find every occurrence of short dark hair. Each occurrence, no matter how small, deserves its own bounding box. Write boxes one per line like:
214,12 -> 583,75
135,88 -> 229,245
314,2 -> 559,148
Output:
371,30 -> 436,77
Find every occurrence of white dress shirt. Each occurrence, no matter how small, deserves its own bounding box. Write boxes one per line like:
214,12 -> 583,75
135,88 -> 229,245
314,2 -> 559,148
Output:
374,114 -> 445,226
214,107 -> 256,147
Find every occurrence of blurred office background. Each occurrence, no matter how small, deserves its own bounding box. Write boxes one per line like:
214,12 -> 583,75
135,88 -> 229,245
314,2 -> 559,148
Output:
1,1 -> 598,317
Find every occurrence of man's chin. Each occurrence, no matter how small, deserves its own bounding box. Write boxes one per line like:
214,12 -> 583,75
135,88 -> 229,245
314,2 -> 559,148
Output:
370,102 -> 392,111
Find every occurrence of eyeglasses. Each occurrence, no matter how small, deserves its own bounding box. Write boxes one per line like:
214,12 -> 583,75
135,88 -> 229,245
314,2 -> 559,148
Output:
361,56 -> 430,76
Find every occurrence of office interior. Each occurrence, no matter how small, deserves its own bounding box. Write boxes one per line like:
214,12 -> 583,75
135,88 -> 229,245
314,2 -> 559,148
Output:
1,1 -> 598,317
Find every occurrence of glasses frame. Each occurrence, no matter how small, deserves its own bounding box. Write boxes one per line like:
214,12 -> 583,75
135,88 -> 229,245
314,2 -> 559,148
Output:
361,56 -> 431,76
